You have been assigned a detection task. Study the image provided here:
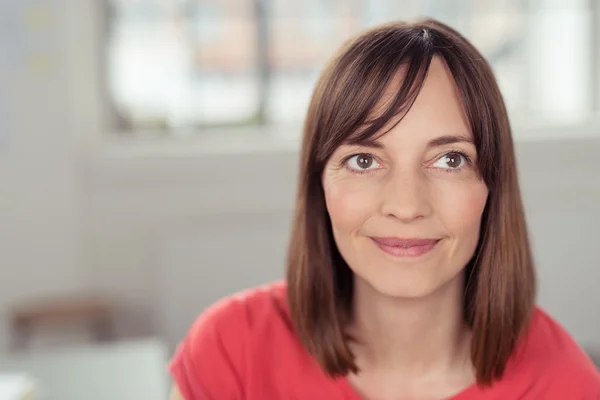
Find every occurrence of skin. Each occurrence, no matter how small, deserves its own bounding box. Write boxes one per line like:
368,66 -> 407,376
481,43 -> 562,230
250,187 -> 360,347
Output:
170,386 -> 184,400
322,56 -> 489,399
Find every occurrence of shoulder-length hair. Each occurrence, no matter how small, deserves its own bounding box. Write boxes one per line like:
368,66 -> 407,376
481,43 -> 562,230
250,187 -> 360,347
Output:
286,18 -> 536,386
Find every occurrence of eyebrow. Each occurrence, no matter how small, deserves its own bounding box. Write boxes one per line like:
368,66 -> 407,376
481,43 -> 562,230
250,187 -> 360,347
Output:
427,135 -> 473,147
346,134 -> 473,149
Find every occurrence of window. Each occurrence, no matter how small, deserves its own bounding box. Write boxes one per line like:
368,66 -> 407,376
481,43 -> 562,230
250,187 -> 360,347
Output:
106,0 -> 259,132
104,0 -> 600,136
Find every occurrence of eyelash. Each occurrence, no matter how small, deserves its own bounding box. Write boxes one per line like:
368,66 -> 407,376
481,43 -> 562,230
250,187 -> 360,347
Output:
437,150 -> 473,173
341,153 -> 380,175
341,150 -> 473,175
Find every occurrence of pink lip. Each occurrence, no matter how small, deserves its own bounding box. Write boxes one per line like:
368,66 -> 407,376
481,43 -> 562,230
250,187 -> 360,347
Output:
370,237 -> 440,258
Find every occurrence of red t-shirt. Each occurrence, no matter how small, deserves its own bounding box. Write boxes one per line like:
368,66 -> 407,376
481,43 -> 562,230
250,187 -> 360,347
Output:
169,281 -> 600,399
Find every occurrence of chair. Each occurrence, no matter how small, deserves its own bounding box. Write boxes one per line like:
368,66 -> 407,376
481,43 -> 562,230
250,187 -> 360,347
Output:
9,295 -> 115,350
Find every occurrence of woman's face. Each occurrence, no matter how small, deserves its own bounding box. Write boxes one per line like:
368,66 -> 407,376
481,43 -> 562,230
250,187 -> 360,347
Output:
322,57 -> 489,299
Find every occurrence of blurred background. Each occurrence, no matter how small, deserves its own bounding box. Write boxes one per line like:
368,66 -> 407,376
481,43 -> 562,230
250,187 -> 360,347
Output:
0,0 -> 599,398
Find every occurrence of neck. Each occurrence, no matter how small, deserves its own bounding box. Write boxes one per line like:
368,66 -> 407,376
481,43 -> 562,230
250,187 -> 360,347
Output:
349,273 -> 471,375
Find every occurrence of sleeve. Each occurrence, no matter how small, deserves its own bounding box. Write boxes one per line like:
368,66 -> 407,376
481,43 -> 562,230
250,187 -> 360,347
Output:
584,378 -> 600,400
544,357 -> 600,400
581,386 -> 600,400
168,298 -> 247,400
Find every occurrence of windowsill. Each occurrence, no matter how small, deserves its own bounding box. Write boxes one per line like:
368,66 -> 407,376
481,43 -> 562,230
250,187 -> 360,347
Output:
89,119 -> 600,161
82,119 -> 600,193
92,123 -> 303,159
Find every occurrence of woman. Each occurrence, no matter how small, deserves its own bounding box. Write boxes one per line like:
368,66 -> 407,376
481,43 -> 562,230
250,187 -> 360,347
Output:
169,19 -> 600,399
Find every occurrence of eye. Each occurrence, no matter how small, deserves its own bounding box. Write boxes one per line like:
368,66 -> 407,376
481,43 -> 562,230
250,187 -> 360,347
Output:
431,152 -> 469,170
345,153 -> 381,172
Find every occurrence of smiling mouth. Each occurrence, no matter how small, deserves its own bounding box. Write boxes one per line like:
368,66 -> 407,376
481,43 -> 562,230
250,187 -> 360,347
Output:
370,237 -> 441,258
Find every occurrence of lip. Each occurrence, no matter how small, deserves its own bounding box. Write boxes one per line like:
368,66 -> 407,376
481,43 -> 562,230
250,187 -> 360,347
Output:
370,237 -> 440,258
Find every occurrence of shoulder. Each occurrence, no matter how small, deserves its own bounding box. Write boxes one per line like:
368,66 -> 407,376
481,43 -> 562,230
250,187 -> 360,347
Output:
168,281 -> 292,399
507,307 -> 600,397
187,280 -> 289,342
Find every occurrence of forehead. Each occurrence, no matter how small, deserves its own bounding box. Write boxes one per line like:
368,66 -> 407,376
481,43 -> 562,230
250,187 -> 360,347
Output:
369,56 -> 471,145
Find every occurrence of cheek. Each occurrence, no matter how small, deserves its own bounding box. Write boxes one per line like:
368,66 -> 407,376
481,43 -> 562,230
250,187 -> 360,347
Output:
323,176 -> 378,231
434,179 -> 488,236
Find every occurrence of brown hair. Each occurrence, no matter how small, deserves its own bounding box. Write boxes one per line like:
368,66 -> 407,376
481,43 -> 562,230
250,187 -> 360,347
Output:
286,18 -> 536,386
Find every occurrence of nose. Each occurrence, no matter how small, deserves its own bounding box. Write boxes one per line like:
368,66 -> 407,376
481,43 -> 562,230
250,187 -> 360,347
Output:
379,168 -> 432,222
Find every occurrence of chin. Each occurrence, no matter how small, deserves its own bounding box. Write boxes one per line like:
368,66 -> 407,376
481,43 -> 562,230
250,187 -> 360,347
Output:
362,273 -> 442,299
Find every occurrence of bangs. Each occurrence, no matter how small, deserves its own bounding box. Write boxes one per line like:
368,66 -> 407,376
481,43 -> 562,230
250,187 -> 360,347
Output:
314,25 -> 436,165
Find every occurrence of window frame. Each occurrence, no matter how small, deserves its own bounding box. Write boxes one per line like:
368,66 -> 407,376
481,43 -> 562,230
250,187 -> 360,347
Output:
99,0 -> 600,141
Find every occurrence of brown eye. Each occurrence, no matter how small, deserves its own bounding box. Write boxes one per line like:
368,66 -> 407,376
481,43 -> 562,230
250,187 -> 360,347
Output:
357,154 -> 373,168
346,153 -> 380,172
445,153 -> 463,168
432,152 -> 467,170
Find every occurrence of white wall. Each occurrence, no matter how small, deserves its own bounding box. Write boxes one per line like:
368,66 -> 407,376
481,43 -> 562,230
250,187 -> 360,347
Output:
82,138 -> 600,352
0,0 -> 88,350
0,0 -> 599,358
